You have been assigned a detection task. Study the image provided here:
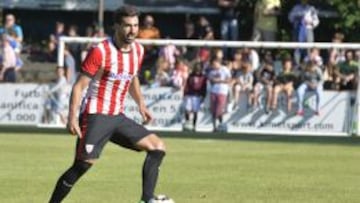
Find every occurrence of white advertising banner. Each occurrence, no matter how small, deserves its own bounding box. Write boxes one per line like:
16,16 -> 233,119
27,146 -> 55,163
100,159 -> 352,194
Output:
0,84 -> 47,125
196,91 -> 352,136
124,87 -> 184,131
0,84 -> 353,136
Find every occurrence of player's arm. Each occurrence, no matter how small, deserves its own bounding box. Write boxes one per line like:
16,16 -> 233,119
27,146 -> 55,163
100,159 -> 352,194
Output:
129,76 -> 152,124
68,75 -> 91,137
68,46 -> 102,137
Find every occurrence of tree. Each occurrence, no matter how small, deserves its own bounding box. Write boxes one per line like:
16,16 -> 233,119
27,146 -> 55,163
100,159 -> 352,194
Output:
327,0 -> 360,41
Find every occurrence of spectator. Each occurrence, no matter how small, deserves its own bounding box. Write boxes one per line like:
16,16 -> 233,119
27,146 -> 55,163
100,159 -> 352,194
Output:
63,45 -> 77,84
45,67 -> 69,125
0,14 -> 23,44
81,25 -> 96,62
296,61 -> 323,116
217,0 -> 239,58
229,49 -> 243,98
7,29 -> 23,71
337,50 -> 358,90
253,0 -> 281,42
196,16 -> 215,40
271,56 -> 297,113
183,62 -> 207,131
138,14 -> 161,39
208,57 -> 232,132
138,15 -> 161,84
159,40 -> 180,70
48,21 -> 65,62
151,57 -> 170,88
195,16 -> 215,65
170,58 -> 189,90
289,0 -> 319,64
232,61 -> 254,110
67,25 -> 82,71
0,33 -> 17,82
182,20 -> 198,61
328,32 -> 345,65
252,59 -> 276,113
323,62 -> 340,90
93,26 -> 108,38
304,47 -> 323,68
242,47 -> 260,72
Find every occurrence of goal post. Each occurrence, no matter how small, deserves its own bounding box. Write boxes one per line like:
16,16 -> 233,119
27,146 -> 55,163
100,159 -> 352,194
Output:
58,36 -> 360,136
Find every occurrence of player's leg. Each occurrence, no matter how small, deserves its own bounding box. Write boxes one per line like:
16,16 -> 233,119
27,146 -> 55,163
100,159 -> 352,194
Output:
136,134 -> 166,202
49,159 -> 93,203
110,115 -> 166,202
49,114 -> 116,203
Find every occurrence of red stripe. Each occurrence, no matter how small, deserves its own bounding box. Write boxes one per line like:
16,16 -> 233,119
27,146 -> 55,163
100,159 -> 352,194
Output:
108,50 -> 123,115
76,112 -> 88,160
119,47 -> 135,112
96,41 -> 111,113
135,42 -> 143,72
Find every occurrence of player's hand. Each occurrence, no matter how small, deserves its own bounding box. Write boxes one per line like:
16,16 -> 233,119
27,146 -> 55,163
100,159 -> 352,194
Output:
139,104 -> 152,125
67,117 -> 82,138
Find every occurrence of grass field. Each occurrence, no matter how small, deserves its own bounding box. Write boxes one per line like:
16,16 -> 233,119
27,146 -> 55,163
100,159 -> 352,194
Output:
1,131 -> 360,203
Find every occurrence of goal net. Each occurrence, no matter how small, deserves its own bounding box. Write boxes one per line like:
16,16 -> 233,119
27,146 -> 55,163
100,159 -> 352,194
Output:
58,36 -> 360,136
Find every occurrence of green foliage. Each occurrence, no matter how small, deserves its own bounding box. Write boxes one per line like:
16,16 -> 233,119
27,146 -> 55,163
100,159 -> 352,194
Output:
328,0 -> 360,33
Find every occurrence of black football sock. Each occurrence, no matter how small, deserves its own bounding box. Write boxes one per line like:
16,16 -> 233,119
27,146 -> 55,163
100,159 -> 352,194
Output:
49,160 -> 92,203
185,112 -> 190,121
193,113 -> 198,127
141,150 -> 165,202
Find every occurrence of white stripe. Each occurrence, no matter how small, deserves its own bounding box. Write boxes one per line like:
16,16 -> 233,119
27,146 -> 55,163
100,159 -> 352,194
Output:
132,43 -> 139,75
102,43 -> 118,114
99,43 -> 106,67
113,45 -> 123,114
117,51 -> 130,113
89,44 -> 105,113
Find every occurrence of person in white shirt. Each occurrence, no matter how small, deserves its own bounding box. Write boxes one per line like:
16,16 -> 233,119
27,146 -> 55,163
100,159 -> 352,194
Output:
289,0 -> 319,64
208,57 -> 232,132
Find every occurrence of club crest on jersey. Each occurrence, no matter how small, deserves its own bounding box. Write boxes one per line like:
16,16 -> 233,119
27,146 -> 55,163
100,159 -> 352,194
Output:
85,144 -> 94,154
109,72 -> 133,81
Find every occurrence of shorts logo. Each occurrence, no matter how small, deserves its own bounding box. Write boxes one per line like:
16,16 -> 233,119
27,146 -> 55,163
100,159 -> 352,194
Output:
85,144 -> 94,154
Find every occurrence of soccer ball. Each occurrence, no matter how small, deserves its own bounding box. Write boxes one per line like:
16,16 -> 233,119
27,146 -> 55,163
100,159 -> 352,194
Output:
150,194 -> 175,203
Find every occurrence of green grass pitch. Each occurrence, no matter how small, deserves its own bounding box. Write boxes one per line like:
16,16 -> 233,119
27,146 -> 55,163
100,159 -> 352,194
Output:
0,131 -> 360,203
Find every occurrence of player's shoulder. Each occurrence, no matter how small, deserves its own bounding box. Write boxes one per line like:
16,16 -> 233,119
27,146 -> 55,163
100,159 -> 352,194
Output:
133,40 -> 145,55
133,41 -> 144,50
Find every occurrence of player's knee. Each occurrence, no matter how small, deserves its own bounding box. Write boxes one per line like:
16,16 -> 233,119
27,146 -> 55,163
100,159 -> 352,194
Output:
149,133 -> 166,152
154,138 -> 166,152
73,159 -> 93,174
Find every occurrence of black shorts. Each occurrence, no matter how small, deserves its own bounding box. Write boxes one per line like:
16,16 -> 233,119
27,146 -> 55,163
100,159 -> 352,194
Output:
76,113 -> 152,160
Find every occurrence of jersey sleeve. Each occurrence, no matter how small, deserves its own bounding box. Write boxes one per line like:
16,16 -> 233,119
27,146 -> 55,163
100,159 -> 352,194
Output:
81,47 -> 102,77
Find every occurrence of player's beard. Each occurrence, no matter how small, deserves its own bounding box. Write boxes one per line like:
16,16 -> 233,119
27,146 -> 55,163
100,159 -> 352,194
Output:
124,33 -> 136,44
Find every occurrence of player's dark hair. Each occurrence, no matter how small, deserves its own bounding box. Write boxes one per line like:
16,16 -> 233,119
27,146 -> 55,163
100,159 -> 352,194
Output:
114,5 -> 139,24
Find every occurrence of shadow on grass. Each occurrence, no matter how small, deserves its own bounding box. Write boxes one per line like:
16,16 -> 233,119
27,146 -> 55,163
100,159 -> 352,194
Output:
1,125 -> 360,146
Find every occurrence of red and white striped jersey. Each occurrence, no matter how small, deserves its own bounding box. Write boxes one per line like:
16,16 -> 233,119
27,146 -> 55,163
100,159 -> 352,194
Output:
80,38 -> 144,115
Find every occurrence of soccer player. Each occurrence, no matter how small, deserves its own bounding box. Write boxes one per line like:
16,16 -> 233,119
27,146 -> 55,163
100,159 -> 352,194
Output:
48,5 -> 166,203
